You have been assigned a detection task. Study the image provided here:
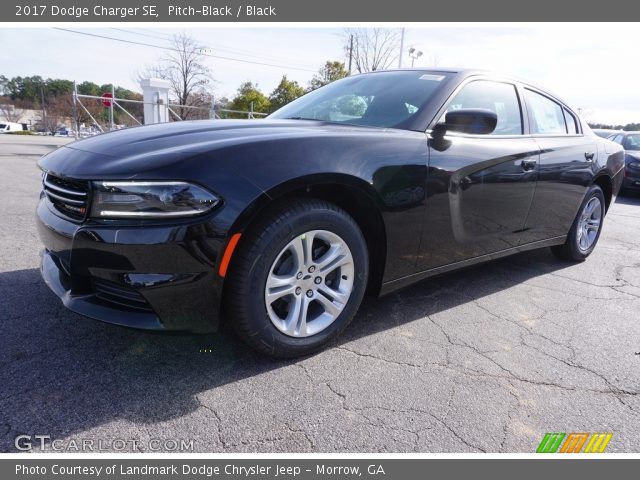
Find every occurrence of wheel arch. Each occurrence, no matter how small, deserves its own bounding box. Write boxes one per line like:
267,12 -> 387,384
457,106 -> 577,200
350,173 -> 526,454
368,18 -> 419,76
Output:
592,172 -> 613,213
228,173 -> 388,296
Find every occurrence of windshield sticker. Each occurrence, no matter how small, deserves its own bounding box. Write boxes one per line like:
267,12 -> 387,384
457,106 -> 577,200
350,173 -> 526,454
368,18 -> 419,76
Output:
419,74 -> 445,81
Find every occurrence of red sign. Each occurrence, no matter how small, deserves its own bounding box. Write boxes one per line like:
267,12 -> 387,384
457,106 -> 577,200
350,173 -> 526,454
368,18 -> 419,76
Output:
101,92 -> 113,108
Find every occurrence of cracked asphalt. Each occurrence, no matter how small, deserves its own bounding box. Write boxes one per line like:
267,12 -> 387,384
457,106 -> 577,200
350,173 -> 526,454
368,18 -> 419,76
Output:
1,135 -> 639,453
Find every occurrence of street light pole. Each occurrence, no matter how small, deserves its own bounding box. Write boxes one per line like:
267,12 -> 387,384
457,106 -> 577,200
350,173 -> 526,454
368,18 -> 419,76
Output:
348,34 -> 354,75
408,47 -> 423,68
398,28 -> 405,68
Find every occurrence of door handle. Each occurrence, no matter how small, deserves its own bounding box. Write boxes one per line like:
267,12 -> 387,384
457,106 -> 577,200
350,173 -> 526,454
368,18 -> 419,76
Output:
585,152 -> 595,162
521,158 -> 537,171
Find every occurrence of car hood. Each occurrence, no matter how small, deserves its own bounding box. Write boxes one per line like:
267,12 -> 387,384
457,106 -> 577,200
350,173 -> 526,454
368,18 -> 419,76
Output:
38,119 -> 406,178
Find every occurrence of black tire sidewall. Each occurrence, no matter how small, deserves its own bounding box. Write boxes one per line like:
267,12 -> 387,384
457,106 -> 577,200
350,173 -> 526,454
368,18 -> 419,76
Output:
235,202 -> 368,356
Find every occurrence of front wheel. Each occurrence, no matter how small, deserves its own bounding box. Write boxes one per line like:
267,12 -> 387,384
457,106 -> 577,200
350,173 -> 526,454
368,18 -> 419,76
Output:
551,184 -> 605,262
224,199 -> 369,357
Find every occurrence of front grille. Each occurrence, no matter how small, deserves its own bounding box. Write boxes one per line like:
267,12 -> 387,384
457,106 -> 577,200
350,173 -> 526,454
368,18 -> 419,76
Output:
43,173 -> 89,221
93,278 -> 153,312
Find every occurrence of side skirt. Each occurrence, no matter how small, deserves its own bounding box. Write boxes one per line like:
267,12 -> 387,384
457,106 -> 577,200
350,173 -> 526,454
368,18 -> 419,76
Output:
379,235 -> 567,296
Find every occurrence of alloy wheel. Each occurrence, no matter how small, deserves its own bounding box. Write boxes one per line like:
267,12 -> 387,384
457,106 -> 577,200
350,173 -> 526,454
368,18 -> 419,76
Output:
264,230 -> 355,337
576,197 -> 602,252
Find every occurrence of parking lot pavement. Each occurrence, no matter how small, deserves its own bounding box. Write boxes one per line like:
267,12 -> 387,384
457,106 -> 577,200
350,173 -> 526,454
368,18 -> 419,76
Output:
1,135 -> 639,453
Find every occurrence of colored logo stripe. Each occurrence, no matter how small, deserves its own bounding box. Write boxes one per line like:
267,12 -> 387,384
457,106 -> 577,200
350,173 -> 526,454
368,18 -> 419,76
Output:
560,433 -> 589,453
536,433 -> 566,453
584,433 -> 613,453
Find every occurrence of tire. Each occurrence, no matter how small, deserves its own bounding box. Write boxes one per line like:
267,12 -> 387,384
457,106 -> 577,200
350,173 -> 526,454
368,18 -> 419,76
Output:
224,199 -> 369,358
550,185 -> 605,262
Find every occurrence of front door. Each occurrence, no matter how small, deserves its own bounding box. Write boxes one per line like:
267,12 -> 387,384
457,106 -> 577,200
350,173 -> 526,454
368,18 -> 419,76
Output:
417,79 -> 540,271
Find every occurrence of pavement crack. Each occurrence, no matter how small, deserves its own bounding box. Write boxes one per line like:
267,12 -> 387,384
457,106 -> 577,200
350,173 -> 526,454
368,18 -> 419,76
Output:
336,346 -> 423,368
196,399 -> 228,450
283,422 -> 315,449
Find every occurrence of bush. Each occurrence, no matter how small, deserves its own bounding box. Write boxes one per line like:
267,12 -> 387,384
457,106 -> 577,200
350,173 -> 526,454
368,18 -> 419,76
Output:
7,130 -> 35,135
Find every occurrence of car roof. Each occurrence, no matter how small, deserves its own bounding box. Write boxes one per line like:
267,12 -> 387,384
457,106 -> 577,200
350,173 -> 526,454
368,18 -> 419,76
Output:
360,68 -> 571,107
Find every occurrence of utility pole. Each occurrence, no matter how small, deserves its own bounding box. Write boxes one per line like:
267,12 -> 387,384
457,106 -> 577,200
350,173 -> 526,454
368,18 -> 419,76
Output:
72,81 -> 79,140
398,28 -> 405,68
348,34 -> 353,75
40,83 -> 46,134
110,84 -> 115,131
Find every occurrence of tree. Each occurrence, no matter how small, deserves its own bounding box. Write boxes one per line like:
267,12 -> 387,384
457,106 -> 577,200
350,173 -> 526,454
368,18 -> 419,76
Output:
343,28 -> 402,73
308,61 -> 349,91
40,96 -> 68,134
269,75 -> 305,111
230,82 -> 270,117
0,103 -> 25,123
140,32 -> 213,119
77,81 -> 101,97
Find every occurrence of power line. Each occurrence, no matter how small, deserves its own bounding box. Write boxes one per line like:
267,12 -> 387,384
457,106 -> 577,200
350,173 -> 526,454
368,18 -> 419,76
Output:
110,27 -> 170,41
110,27 -> 318,69
53,28 -> 316,73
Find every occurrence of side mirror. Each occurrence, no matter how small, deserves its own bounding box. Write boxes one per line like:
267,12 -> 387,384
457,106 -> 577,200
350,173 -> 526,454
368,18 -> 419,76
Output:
434,109 -> 498,136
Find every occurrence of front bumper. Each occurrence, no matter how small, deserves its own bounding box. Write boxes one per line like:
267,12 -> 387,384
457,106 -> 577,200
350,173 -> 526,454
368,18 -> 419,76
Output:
36,198 -> 227,332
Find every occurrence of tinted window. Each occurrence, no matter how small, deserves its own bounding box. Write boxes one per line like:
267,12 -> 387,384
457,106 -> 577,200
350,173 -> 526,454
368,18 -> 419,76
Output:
525,89 -> 566,135
563,108 -> 578,134
624,134 -> 640,150
444,81 -> 522,135
611,134 -> 624,144
269,71 -> 451,129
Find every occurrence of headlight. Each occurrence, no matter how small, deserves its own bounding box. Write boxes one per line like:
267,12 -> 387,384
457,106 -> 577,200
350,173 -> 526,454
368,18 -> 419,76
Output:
90,181 -> 220,219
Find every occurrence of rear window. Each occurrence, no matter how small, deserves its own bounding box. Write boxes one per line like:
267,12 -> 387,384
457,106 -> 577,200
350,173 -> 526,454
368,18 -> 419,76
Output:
524,89 -> 566,135
624,134 -> 640,151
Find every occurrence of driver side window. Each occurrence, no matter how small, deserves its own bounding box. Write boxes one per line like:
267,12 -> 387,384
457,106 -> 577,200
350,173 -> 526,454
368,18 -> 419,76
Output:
443,80 -> 523,135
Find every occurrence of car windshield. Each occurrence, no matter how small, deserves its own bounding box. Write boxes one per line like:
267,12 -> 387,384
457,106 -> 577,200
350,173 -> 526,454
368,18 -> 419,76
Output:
269,71 -> 451,130
624,134 -> 640,150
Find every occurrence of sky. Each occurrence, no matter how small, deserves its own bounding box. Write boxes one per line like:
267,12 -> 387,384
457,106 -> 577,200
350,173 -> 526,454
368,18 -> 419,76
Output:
0,24 -> 637,125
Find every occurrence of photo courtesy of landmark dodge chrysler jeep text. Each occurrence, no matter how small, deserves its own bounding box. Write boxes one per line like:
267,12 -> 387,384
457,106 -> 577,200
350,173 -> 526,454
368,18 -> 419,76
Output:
36,69 -> 625,357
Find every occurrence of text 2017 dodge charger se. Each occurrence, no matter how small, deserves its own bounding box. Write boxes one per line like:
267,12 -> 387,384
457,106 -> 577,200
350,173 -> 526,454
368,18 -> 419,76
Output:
36,69 -> 625,357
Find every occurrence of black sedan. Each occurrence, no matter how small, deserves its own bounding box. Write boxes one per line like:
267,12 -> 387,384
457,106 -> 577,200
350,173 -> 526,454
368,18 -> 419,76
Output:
36,69 -> 625,357
607,131 -> 640,194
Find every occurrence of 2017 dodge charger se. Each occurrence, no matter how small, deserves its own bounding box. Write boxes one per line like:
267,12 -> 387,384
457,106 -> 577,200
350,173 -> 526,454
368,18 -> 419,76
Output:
36,69 -> 625,357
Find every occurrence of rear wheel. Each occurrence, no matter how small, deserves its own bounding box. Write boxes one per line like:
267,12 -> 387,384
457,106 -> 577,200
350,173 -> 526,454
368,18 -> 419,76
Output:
225,199 -> 369,357
551,184 -> 605,262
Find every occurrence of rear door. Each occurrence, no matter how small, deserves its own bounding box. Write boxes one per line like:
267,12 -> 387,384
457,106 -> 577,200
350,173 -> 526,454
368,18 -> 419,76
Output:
518,87 -> 597,243
418,79 -> 540,271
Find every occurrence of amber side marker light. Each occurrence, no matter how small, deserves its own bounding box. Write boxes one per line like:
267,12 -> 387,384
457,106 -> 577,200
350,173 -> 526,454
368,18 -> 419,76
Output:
218,233 -> 242,278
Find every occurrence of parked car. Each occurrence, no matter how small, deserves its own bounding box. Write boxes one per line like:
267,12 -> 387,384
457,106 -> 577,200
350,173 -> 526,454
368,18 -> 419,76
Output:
36,69 -> 625,357
54,127 -> 73,137
607,131 -> 640,194
0,122 -> 26,133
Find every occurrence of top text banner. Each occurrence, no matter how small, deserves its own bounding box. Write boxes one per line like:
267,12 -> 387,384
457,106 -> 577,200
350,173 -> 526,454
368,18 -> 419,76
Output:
4,0 -> 639,22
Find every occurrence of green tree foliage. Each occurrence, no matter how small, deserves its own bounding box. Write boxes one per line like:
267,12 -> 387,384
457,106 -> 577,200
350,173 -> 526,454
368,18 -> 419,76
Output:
589,122 -> 640,132
308,61 -> 349,91
0,75 -> 147,128
269,75 -> 305,112
230,82 -> 270,115
76,81 -> 101,97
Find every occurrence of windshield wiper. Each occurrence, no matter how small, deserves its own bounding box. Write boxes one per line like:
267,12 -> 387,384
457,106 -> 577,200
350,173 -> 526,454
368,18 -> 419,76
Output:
283,117 -> 319,121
